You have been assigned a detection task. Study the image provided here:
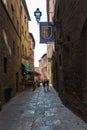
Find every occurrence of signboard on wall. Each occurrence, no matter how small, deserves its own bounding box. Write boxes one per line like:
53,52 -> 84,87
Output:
39,22 -> 55,43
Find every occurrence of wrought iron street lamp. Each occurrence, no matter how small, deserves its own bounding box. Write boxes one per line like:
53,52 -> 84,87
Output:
34,8 -> 42,23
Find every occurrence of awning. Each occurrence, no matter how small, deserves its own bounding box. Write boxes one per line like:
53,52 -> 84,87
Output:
22,62 -> 33,73
34,71 -> 41,77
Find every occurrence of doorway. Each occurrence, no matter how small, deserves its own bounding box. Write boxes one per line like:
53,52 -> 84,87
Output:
16,72 -> 19,92
81,20 -> 87,102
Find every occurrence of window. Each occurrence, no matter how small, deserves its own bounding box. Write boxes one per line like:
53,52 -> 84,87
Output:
27,21 -> 28,31
18,46 -> 19,56
13,41 -> 15,55
24,16 -> 26,23
22,45 -> 24,56
22,26 -> 24,35
67,35 -> 70,41
25,48 -> 27,56
2,0 -> 7,5
4,57 -> 7,73
59,54 -> 62,66
17,20 -> 19,33
11,4 -> 14,20
20,4 -> 22,15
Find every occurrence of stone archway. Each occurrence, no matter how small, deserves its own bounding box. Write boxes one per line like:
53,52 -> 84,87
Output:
80,19 -> 87,103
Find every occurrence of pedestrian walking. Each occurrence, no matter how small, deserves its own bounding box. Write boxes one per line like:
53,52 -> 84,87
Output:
46,79 -> 49,91
43,79 -> 49,92
36,80 -> 40,87
32,81 -> 36,91
43,79 -> 47,92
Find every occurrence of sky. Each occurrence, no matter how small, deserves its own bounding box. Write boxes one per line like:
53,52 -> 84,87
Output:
25,0 -> 47,67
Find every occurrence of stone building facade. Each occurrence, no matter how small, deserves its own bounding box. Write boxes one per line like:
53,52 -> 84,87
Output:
39,54 -> 47,81
0,0 -> 34,105
26,33 -> 35,83
28,33 -> 35,71
34,67 -> 40,81
39,59 -> 42,80
54,0 -> 87,121
47,0 -> 55,85
0,0 -> 21,104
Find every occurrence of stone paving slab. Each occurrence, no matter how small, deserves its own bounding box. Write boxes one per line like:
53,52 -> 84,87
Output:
0,86 -> 87,130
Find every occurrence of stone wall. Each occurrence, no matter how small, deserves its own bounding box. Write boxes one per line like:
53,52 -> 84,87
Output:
0,0 -> 33,105
47,0 -> 55,85
0,1 -> 21,104
39,54 -> 47,81
54,0 -> 87,121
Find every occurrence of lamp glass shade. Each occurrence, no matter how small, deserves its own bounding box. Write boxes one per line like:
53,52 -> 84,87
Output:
34,8 -> 42,23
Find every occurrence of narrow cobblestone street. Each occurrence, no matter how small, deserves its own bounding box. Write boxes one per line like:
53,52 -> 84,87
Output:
0,86 -> 87,130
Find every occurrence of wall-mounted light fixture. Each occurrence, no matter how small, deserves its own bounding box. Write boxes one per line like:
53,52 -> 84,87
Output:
34,8 -> 42,23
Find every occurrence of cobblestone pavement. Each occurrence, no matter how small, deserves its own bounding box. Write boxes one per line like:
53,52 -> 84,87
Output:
0,86 -> 87,130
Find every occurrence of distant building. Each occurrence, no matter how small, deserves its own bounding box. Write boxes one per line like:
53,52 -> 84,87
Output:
29,33 -> 35,71
39,54 -> 47,81
34,67 -> 41,81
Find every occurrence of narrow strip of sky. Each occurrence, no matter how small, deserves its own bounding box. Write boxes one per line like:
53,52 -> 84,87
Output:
25,0 -> 47,67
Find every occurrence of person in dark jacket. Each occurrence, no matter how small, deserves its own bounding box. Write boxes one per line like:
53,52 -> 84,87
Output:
43,79 -> 46,92
46,79 -> 49,91
32,81 -> 36,91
